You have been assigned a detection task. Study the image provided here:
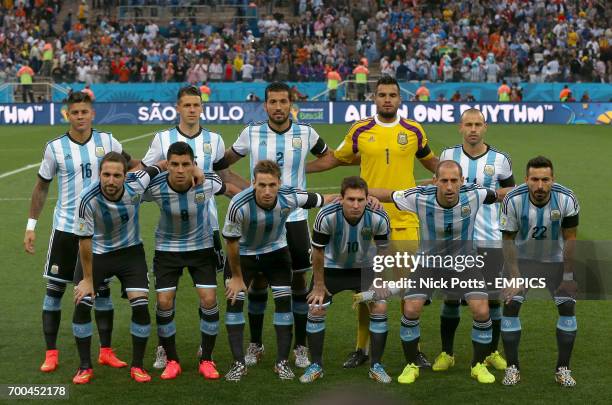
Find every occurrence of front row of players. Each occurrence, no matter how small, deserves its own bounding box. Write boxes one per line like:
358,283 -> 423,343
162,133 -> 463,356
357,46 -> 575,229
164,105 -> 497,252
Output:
66,145 -> 579,387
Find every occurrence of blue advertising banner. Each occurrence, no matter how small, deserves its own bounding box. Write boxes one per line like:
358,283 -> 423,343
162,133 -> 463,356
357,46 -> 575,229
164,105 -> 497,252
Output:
332,102 -> 612,125
52,102 -> 330,125
0,104 -> 54,125
3,102 -> 611,125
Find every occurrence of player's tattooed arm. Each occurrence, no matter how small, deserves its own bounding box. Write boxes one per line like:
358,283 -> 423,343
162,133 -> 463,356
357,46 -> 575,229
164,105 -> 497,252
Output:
24,178 -> 51,254
224,147 -> 244,166
216,168 -> 249,192
501,231 -> 522,303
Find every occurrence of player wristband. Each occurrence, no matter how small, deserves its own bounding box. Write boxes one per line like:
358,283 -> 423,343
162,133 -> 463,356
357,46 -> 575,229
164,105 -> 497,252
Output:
563,272 -> 574,281
26,218 -> 37,231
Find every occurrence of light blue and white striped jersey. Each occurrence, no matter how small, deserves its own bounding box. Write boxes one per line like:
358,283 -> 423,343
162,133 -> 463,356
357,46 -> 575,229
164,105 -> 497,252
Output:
500,183 -> 579,263
312,203 -> 390,269
392,184 -> 497,241
75,169 -> 156,254
232,120 -> 328,222
440,144 -> 513,246
144,172 -> 225,252
38,130 -> 122,234
222,185 -> 324,255
141,126 -> 226,231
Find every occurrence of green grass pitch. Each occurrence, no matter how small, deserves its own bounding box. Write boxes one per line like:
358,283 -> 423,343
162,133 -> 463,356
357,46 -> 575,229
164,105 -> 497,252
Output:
0,123 -> 610,403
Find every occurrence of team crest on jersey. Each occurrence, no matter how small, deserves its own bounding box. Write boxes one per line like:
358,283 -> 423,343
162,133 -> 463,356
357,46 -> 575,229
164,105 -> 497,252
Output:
397,132 -> 408,145
550,209 -> 561,221
131,195 -> 141,204
50,264 -> 59,275
78,219 -> 86,232
292,137 -> 302,149
95,147 -> 105,157
483,164 -> 495,176
203,143 -> 212,154
361,227 -> 373,240
461,204 -> 471,217
195,192 -> 205,204
500,215 -> 507,227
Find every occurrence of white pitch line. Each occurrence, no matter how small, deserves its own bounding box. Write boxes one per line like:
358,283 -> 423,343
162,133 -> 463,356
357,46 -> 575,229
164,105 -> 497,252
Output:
0,131 -> 156,180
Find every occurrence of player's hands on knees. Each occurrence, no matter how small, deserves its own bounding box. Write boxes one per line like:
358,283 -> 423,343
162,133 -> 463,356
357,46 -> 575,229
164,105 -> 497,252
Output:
502,287 -> 524,304
372,286 -> 391,300
24,230 -> 36,254
555,280 -> 578,299
366,196 -> 382,210
74,279 -> 94,305
307,283 -> 330,308
225,276 -> 247,305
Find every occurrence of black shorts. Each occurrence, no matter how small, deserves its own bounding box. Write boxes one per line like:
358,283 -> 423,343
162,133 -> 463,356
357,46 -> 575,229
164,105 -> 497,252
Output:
153,248 -> 217,292
308,268 -> 369,306
44,229 -> 79,283
404,267 -> 488,301
286,220 -> 312,273
75,244 -> 149,297
479,247 -> 504,298
225,247 -> 292,288
506,259 -> 565,299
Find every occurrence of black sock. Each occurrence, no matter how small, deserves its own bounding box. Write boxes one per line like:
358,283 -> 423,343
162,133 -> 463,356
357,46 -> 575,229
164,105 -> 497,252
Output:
273,288 -> 294,362
94,285 -> 114,348
200,304 -> 219,361
42,281 -> 66,350
247,289 -> 267,345
129,297 -> 151,369
471,318 -> 492,366
400,316 -> 420,364
501,300 -> 522,368
292,292 -> 309,348
225,298 -> 246,362
156,306 -> 178,362
440,301 -> 460,355
489,301 -> 502,353
556,315 -> 577,369
369,314 -> 388,366
306,313 -> 325,366
73,298 -> 94,369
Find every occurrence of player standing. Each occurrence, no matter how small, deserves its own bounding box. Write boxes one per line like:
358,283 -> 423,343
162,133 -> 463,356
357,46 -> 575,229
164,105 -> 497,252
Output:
222,160 -> 334,381
224,82 -> 331,369
306,75 -> 438,368
435,108 -> 515,372
72,152 -> 164,384
300,176 -> 392,384
143,142 -> 227,380
369,161 -> 499,384
499,156 -> 580,387
141,85 -> 245,369
24,92 -> 126,373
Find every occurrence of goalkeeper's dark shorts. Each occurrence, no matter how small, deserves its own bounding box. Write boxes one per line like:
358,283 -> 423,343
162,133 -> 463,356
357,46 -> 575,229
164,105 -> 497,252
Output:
153,247 -> 217,292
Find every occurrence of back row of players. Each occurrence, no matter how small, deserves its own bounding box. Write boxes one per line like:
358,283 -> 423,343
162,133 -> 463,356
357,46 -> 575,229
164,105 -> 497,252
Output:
24,79 -> 579,387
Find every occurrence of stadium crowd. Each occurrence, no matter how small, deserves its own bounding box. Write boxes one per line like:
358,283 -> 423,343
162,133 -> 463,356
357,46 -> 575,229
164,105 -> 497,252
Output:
0,0 -> 610,85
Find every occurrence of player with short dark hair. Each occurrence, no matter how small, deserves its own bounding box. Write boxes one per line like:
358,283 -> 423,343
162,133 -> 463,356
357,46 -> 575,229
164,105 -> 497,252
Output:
71,152 -> 165,384
142,84 -> 246,369
499,156 -> 580,387
435,108 -> 516,372
24,91 -> 127,373
224,81 -> 332,369
300,176 -> 392,384
369,161 -> 500,384
221,160 -> 335,381
143,141 -> 227,380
